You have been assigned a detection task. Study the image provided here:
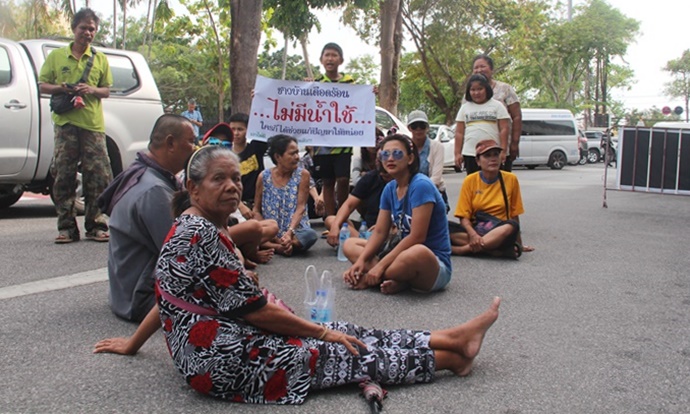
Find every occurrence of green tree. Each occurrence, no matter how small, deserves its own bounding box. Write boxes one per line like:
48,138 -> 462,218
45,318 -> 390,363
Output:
400,0 -> 546,123
258,48 -> 319,80
664,49 -> 690,122
344,54 -> 379,86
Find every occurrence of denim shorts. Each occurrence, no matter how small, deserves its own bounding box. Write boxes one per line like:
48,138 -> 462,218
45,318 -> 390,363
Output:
430,257 -> 452,292
294,227 -> 318,251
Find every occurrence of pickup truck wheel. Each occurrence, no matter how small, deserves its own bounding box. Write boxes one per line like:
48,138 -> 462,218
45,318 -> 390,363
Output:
587,149 -> 600,163
548,150 -> 566,170
49,172 -> 85,215
0,184 -> 24,209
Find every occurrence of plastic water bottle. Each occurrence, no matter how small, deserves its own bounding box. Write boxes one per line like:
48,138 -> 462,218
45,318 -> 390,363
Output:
315,270 -> 334,322
358,221 -> 369,240
337,223 -> 349,261
304,265 -> 318,320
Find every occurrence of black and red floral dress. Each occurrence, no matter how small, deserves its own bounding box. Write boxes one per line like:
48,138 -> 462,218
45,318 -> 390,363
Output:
156,214 -> 436,405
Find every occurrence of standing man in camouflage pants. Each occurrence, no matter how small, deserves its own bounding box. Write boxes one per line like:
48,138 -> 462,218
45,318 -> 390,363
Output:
39,8 -> 113,243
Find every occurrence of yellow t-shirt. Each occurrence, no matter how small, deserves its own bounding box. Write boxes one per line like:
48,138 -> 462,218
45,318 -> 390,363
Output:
454,171 -> 524,221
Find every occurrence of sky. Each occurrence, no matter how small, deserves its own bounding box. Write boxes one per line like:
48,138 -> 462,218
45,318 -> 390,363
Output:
91,0 -> 688,112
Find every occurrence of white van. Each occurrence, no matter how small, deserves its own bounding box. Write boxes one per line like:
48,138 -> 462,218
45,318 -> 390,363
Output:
512,108 -> 579,170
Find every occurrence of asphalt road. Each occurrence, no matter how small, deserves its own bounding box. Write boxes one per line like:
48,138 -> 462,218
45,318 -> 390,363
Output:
1,163 -> 689,413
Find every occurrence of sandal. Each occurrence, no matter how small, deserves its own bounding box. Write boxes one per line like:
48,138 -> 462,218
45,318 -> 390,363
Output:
85,229 -> 109,242
55,231 -> 79,244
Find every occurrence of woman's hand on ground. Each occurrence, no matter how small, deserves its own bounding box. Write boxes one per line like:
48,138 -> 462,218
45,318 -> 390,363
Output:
322,328 -> 367,356
93,337 -> 137,355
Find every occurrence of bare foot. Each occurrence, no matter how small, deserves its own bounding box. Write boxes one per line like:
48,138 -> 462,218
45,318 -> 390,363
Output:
244,258 -> 257,269
450,297 -> 501,376
380,280 -> 408,294
251,248 -> 274,264
522,245 -> 535,252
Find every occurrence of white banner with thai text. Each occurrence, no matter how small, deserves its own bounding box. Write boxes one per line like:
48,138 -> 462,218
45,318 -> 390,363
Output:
247,76 -> 376,147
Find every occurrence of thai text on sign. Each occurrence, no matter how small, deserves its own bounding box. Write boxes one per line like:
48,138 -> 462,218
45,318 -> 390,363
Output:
247,76 -> 376,147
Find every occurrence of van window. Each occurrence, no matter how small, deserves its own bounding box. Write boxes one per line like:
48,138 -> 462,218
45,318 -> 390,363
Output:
522,120 -> 575,136
0,47 -> 11,86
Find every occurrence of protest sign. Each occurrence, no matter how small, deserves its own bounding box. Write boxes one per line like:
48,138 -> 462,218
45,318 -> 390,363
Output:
247,76 -> 376,147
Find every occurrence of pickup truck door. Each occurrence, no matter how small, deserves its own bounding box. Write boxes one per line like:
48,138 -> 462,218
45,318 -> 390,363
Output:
0,39 -> 35,177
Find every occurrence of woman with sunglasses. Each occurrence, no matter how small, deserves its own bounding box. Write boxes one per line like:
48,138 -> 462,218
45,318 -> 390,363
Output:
343,134 -> 452,294
325,135 -> 392,245
406,110 -> 449,211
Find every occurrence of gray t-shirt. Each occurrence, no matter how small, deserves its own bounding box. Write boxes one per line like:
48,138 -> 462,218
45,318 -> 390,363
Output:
107,168 -> 177,322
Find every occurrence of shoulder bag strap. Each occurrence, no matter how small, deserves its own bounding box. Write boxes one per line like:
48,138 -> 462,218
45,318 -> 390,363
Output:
77,47 -> 97,84
155,279 -> 219,316
498,171 -> 510,219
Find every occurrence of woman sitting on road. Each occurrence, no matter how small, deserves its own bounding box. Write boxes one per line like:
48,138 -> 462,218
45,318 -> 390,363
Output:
451,140 -> 525,259
94,144 -> 501,405
253,134 -> 318,255
342,134 -> 452,294
324,133 -> 391,243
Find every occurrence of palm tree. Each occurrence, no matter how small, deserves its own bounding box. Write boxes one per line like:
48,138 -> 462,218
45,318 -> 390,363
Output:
147,0 -> 172,57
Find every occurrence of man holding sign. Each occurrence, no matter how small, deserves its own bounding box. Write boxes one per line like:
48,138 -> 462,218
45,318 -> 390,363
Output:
311,43 -> 356,217
247,42 -> 376,219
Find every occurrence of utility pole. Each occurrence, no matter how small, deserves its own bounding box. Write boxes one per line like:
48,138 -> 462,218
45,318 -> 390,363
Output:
568,0 -> 573,21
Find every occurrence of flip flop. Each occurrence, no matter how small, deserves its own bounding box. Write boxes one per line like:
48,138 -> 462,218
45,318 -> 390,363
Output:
55,231 -> 78,244
85,229 -> 109,242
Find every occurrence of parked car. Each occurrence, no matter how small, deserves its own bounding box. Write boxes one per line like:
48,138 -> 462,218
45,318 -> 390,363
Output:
375,106 -> 412,137
0,38 -> 164,210
427,123 -> 442,140
511,108 -> 580,170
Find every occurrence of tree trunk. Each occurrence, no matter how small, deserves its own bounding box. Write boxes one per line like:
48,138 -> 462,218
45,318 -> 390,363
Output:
112,0 -> 117,48
281,36 -> 288,80
230,0 -> 263,115
300,34 -> 313,80
142,0 -> 152,47
204,0 -> 224,121
379,0 -> 402,115
122,1 -> 127,49
147,0 -> 157,59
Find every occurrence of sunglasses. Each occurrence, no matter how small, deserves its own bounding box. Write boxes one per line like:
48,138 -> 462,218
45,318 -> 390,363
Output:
379,148 -> 405,161
207,137 -> 231,147
409,122 -> 428,131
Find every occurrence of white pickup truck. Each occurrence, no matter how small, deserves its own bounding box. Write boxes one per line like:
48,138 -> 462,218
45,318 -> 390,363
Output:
0,38 -> 163,210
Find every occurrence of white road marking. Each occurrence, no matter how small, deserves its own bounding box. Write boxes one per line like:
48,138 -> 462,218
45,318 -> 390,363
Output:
0,268 -> 107,300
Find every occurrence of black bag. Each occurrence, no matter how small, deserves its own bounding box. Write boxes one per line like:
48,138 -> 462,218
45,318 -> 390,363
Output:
50,93 -> 76,114
473,211 -> 503,236
377,191 -> 409,259
49,47 -> 96,114
378,226 -> 402,259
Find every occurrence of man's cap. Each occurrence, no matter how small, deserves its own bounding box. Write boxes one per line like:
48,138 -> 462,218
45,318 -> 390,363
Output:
201,122 -> 233,145
475,139 -> 503,156
407,110 -> 429,126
